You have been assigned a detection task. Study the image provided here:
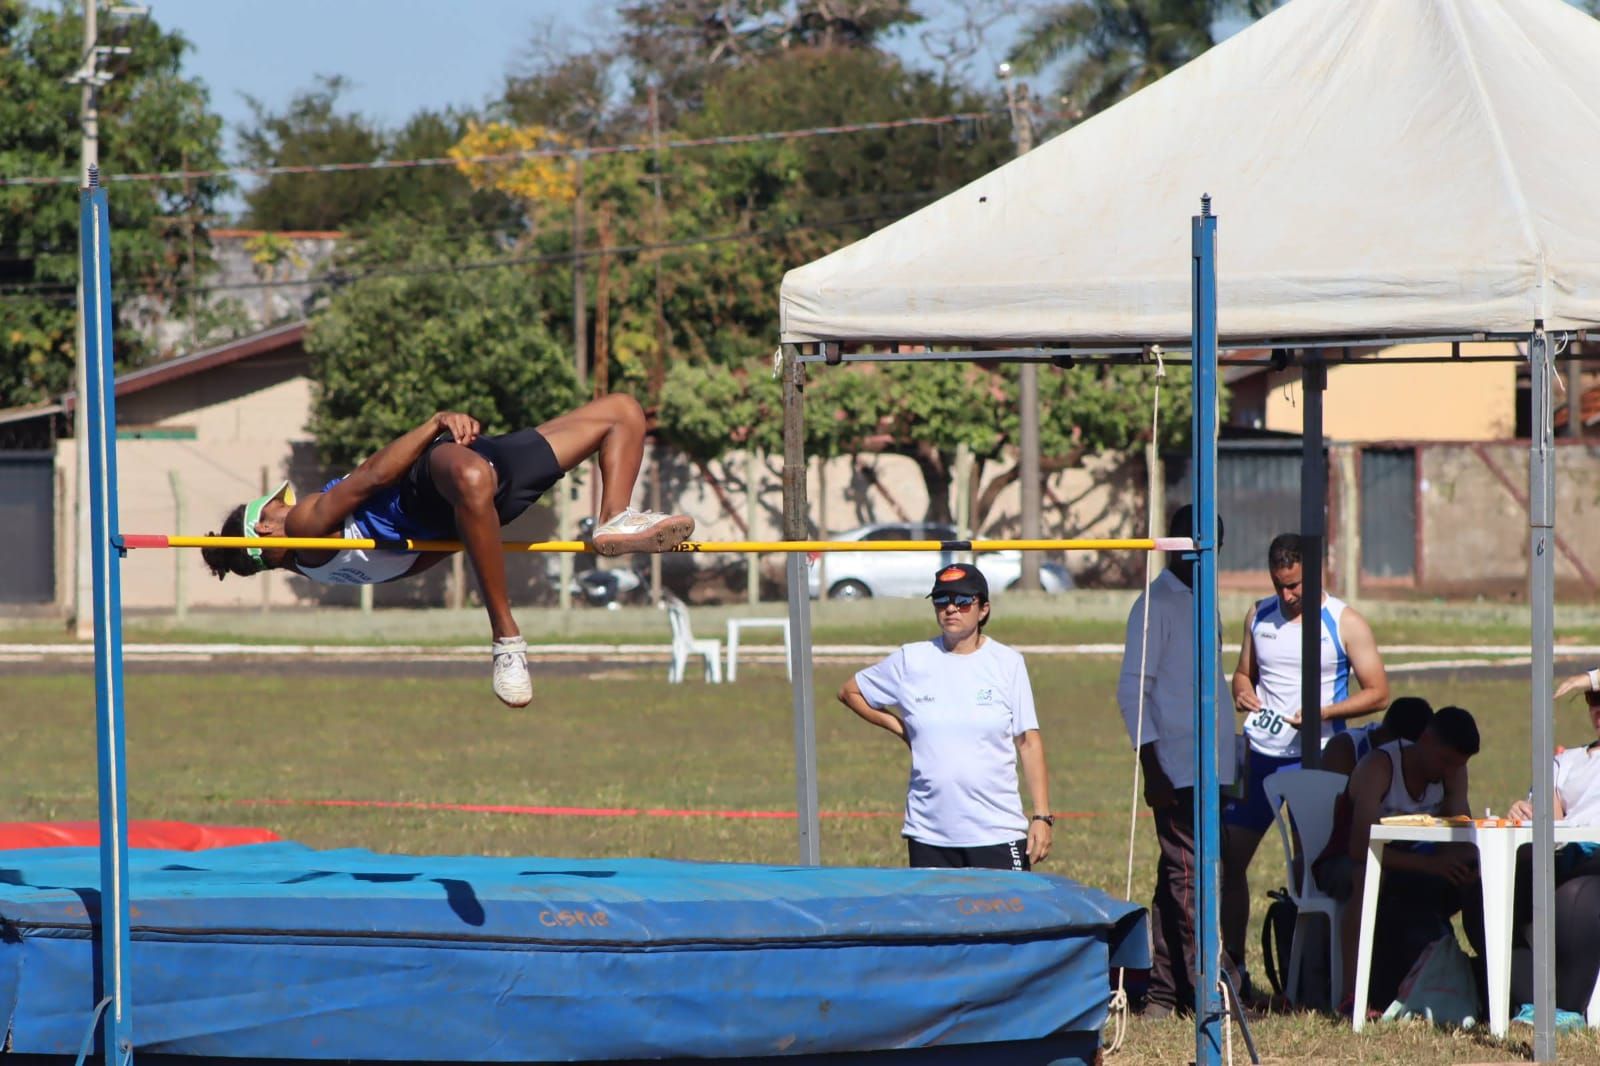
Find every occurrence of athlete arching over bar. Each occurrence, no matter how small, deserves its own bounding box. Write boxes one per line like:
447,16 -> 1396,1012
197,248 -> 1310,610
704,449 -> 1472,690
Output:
201,395 -> 694,707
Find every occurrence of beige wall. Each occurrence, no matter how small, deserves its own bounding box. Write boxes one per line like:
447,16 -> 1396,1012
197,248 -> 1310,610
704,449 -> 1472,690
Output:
1262,342 -> 1517,441
1415,441 -> 1600,597
51,350 -> 1152,611
57,359 -> 317,611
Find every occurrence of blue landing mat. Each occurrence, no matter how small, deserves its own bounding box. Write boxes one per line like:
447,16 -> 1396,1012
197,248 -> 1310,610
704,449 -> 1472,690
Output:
0,843 -> 1147,1063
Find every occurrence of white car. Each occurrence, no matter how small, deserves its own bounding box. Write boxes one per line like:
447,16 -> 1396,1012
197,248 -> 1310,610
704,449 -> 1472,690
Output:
808,523 -> 1075,600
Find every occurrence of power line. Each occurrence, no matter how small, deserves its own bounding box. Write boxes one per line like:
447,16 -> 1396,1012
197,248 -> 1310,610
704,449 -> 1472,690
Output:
0,110 -> 999,189
0,186 -> 945,298
0,203 -> 928,306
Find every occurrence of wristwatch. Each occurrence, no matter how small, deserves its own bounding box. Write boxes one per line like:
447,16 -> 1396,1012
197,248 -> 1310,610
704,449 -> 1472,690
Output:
1030,814 -> 1055,827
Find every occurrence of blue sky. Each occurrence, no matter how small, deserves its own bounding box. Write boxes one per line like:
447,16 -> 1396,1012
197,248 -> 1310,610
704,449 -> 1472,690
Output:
151,0 -> 1022,146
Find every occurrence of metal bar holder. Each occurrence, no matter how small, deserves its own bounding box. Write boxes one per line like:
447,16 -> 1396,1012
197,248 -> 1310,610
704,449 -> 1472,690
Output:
82,174 -> 134,1066
1191,196 -> 1225,1066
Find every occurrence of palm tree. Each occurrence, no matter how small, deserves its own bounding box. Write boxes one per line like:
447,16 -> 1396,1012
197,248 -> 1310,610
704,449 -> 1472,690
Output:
1007,1 -> 1253,120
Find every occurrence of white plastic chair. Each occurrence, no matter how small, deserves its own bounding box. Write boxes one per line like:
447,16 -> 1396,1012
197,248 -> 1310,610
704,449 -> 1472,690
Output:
664,596 -> 722,684
1263,768 -> 1350,1008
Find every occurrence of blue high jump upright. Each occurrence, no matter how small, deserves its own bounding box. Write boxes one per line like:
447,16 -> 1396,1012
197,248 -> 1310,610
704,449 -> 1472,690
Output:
1190,195 -> 1223,1065
81,167 -> 134,1066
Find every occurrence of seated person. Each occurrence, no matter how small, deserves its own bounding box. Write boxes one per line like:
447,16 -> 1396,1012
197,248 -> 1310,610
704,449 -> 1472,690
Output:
1339,706 -> 1485,1014
1507,688 -> 1600,1021
1322,696 -> 1434,777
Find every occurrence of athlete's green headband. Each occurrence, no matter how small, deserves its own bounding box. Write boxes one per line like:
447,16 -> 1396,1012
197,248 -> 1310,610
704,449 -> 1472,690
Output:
242,480 -> 295,571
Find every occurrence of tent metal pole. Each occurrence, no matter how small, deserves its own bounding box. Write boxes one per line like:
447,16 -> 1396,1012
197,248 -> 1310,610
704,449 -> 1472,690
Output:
781,345 -> 821,865
1300,357 -> 1327,769
1191,197 -> 1224,1066
1529,326 -> 1557,1061
81,174 -> 133,1066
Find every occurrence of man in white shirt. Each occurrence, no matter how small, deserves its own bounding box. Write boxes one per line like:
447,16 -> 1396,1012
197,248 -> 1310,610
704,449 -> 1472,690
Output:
1223,532 -> 1389,1000
1117,505 -> 1235,1017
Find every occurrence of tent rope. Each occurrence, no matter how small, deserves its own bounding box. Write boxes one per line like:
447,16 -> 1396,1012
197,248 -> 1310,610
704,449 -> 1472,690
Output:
1106,346 -> 1165,1055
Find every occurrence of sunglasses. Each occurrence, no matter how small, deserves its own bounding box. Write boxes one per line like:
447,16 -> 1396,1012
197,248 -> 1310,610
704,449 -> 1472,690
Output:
932,594 -> 979,610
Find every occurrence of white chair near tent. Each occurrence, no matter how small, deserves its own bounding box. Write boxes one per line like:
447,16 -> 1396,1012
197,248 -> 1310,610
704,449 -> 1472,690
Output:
663,596 -> 722,684
1262,768 -> 1349,1008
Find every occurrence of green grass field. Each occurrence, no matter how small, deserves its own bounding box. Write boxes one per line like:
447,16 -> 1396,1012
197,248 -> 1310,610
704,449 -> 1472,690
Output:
6,641 -> 1600,1062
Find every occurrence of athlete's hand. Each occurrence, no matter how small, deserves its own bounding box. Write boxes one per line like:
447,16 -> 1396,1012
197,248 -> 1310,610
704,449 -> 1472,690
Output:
1233,681 -> 1262,714
1508,798 -> 1534,821
434,411 -> 481,446
1027,819 -> 1052,865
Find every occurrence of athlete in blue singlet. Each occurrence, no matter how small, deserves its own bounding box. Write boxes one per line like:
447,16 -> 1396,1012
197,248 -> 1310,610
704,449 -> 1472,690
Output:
201,395 -> 695,707
1220,532 -> 1390,1000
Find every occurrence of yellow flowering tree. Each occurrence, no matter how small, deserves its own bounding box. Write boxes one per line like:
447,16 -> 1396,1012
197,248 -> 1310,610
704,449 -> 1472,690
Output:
448,122 -> 577,211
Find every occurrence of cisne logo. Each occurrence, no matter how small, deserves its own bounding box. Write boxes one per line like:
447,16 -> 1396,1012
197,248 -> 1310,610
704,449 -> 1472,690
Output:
937,567 -> 965,582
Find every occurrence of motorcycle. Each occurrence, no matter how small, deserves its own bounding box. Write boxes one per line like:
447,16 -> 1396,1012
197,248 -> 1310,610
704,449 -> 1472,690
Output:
550,517 -> 647,609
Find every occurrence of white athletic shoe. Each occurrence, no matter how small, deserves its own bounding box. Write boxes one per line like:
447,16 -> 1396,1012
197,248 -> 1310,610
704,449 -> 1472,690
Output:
591,507 -> 695,556
491,636 -> 533,708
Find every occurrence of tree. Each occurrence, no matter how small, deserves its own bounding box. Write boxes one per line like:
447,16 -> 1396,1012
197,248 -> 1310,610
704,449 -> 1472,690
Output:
615,0 -> 921,122
1007,0 -> 1225,118
304,227 -> 577,468
239,75 -> 388,231
0,1 -> 230,407
686,47 -> 1010,223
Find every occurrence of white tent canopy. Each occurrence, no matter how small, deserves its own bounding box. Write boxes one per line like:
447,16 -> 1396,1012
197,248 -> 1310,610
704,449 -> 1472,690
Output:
779,0 -> 1600,346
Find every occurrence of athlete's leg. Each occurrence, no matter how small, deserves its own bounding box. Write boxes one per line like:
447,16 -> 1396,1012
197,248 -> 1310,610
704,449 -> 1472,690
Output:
430,444 -> 517,639
536,393 -> 693,555
536,394 -> 648,522
431,444 -> 532,707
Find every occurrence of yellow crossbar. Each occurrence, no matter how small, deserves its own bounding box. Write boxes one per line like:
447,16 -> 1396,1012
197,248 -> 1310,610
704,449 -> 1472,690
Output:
124,534 -> 1195,554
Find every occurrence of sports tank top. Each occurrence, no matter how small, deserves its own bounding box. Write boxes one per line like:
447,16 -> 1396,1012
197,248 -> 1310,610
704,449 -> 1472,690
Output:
294,515 -> 419,586
1243,593 -> 1351,758
1376,739 -> 1445,818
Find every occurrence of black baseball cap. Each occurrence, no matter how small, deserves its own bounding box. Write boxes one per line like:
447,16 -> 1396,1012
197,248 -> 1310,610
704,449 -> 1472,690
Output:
928,563 -> 988,601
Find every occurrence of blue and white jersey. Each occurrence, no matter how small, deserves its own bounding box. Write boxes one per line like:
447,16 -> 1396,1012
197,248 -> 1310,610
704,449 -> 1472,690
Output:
1243,594 -> 1351,758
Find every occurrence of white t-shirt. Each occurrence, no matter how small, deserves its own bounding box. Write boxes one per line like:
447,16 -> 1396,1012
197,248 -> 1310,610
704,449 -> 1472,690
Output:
855,637 -> 1040,848
1554,745 -> 1600,825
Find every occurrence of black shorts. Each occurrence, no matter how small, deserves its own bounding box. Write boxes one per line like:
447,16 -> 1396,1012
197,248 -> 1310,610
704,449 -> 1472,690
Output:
907,837 -> 1030,872
400,429 -> 564,534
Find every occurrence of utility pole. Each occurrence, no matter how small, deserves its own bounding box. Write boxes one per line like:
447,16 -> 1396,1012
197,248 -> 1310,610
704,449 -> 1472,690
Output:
647,85 -> 669,605
560,151 -> 588,616
999,63 -> 1041,588
68,1 -> 139,637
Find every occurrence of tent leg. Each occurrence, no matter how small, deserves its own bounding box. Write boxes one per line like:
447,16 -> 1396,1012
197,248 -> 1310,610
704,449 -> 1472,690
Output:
1529,326 -> 1557,1062
782,346 -> 821,865
1300,356 -> 1326,768
1191,198 -> 1223,1066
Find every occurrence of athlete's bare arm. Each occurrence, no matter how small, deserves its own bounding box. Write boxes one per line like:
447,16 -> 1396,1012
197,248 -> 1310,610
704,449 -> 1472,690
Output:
1292,608 -> 1388,725
286,412 -> 480,538
1232,603 -> 1261,714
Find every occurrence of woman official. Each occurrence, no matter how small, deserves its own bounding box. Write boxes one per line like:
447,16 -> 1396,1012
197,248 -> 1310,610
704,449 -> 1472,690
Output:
837,564 -> 1054,870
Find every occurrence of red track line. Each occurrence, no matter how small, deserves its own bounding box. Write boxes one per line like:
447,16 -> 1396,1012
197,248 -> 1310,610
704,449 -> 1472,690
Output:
238,797 -> 1115,821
